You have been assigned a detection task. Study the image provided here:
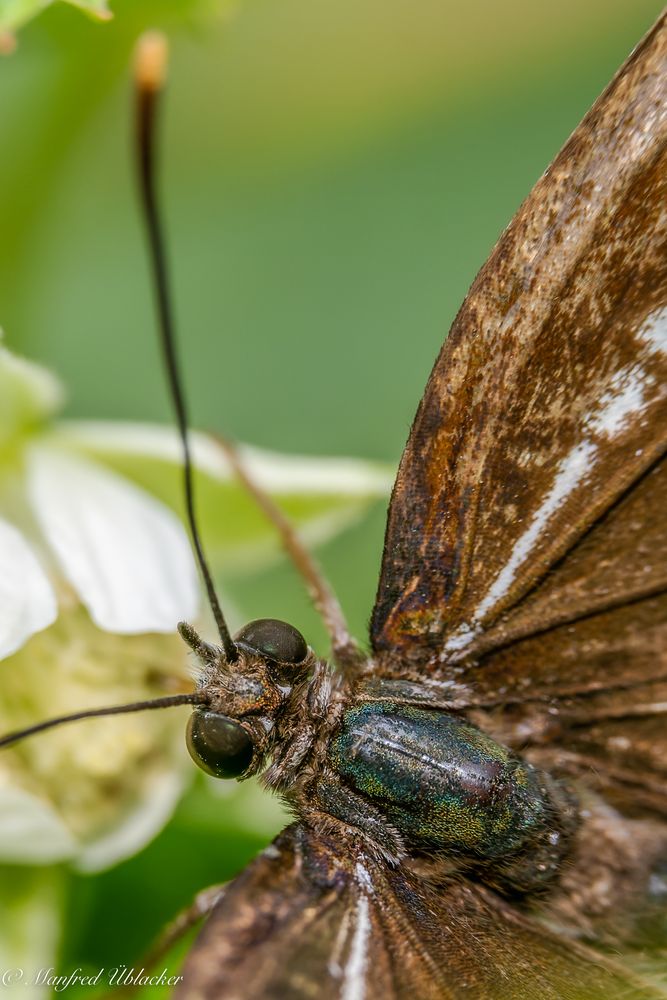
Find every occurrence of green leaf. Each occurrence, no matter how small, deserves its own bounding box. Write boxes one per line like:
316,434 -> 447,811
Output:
0,866 -> 63,972
0,0 -> 111,34
0,0 -> 237,35
0,340 -> 64,450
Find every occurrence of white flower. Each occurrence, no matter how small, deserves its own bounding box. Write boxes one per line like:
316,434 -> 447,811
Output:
0,338 -> 392,870
0,340 -> 202,655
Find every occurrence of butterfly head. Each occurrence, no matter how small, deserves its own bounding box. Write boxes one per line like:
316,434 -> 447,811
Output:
180,618 -> 313,781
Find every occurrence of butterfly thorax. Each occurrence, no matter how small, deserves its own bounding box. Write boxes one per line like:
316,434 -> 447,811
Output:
191,635 -> 581,895
217,658 -> 578,896
195,638 -> 580,895
323,698 -> 579,892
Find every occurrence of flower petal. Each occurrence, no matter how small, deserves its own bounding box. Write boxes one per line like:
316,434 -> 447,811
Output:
0,786 -> 76,864
26,444 -> 198,633
75,768 -> 185,873
55,421 -> 393,571
0,517 -> 57,660
58,420 -> 393,493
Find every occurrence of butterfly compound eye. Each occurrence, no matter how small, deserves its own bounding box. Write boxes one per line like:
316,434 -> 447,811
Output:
186,710 -> 254,779
235,618 -> 308,664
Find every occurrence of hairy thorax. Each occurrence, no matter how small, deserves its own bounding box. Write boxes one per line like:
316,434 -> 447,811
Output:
264,668 -> 667,947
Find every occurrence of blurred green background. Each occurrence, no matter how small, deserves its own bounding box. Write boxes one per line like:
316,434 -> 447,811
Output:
0,0 -> 663,993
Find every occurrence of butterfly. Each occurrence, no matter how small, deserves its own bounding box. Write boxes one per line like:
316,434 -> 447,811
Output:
2,11 -> 667,1000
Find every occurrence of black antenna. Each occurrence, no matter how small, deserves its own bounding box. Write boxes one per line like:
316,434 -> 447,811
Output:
0,692 -> 209,750
134,33 -> 237,662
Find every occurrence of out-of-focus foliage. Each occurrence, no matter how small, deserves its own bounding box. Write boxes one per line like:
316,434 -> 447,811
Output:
0,0 -> 109,36
0,0 -> 234,36
0,0 -> 662,994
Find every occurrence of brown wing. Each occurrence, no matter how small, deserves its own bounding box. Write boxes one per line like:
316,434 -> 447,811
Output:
443,462 -> 667,817
176,823 -> 664,1000
370,14 -> 667,667
422,455 -> 667,837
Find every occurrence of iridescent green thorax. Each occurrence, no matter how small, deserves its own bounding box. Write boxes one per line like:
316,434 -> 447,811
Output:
328,701 -> 568,870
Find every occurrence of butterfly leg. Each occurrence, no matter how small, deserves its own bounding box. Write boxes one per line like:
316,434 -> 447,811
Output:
215,435 -> 363,669
299,771 -> 407,863
129,884 -> 226,990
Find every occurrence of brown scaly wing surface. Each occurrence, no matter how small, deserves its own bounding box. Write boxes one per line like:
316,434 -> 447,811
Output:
454,462 -> 667,820
176,824 -> 664,1000
370,14 -> 667,675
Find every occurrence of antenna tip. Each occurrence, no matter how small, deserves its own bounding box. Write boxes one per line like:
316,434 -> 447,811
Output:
134,31 -> 169,93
